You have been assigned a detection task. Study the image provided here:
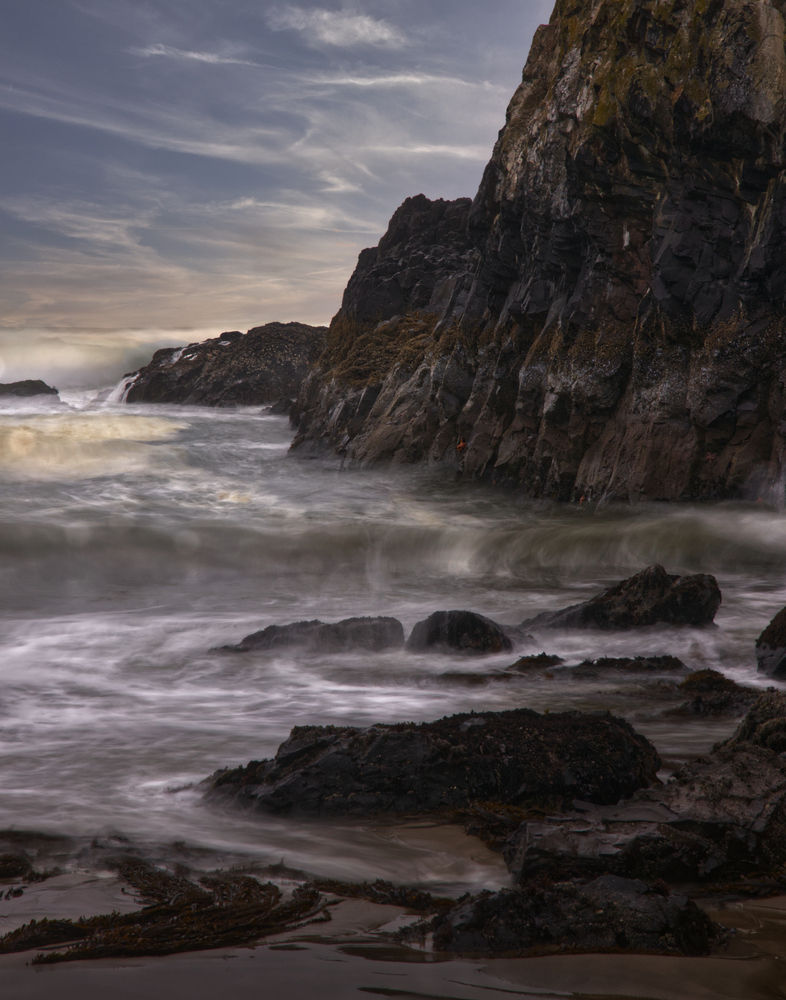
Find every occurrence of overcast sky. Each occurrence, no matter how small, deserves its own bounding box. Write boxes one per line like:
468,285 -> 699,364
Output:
0,1 -> 552,383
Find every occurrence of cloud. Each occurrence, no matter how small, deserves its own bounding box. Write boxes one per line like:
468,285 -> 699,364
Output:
130,43 -> 257,66
267,6 -> 406,48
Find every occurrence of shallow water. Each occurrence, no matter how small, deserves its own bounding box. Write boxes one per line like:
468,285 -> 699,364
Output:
1,392 -> 785,895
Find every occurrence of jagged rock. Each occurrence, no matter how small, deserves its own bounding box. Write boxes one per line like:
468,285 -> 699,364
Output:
428,876 -> 720,956
575,654 -> 686,674
665,669 -> 759,717
220,617 -> 404,654
124,323 -> 327,406
291,0 -> 786,503
406,610 -> 513,656
503,694 -> 786,892
204,708 -> 660,818
507,652 -> 564,671
521,565 -> 721,630
0,380 -> 59,398
756,607 -> 786,677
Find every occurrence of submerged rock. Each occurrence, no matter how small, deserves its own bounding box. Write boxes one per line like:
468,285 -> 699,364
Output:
575,654 -> 687,674
123,322 -> 327,406
503,694 -> 786,893
521,566 -> 721,630
205,708 -> 660,818
506,652 -> 564,671
756,607 -> 786,677
221,616 -> 404,654
406,610 -> 513,656
429,875 -> 720,957
665,669 -> 759,717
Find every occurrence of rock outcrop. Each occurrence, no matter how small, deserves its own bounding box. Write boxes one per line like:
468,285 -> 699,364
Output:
123,322 -> 327,406
292,0 -> 786,502
521,565 -> 721,629
205,707 -> 660,818
427,875 -> 720,956
220,616 -> 405,654
0,380 -> 59,399
503,693 -> 786,892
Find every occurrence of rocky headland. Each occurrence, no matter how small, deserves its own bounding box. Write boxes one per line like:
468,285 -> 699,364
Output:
291,0 -> 786,503
120,322 -> 327,407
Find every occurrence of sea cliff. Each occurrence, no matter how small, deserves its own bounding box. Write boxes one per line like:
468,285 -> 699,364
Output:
291,0 -> 786,502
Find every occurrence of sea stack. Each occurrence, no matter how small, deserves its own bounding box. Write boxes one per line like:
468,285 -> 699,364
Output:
291,0 -> 786,503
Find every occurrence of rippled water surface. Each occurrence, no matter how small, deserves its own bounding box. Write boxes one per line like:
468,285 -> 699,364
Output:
2,392 -> 785,894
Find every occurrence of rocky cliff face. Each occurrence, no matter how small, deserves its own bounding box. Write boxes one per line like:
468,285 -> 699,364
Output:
292,0 -> 786,502
123,322 -> 327,406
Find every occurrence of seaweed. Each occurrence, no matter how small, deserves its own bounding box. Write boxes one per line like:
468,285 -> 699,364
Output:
310,877 -> 454,913
0,859 -> 331,964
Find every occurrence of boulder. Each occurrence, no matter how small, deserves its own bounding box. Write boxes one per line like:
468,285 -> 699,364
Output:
756,607 -> 786,677
406,610 -> 513,655
205,708 -> 660,819
724,690 -> 786,752
221,616 -> 404,654
574,655 -> 686,675
429,876 -> 720,957
521,566 -> 721,630
506,653 -> 564,672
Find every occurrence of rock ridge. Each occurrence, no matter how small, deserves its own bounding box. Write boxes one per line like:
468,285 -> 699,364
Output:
291,0 -> 786,502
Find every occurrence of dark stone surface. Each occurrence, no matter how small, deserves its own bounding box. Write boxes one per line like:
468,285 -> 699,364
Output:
428,875 -> 720,956
506,653 -> 564,671
756,606 -> 786,676
664,669 -> 760,718
291,0 -> 786,503
521,565 -> 721,630
124,322 -> 327,406
503,694 -> 786,893
0,380 -> 58,398
575,654 -> 687,673
221,617 -> 405,654
204,708 -> 661,818
406,610 -> 513,656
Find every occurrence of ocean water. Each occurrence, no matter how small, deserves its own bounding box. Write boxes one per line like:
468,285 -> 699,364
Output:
1,391 -> 785,895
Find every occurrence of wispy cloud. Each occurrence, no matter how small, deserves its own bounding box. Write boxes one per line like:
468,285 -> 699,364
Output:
267,6 -> 406,49
130,43 -> 257,66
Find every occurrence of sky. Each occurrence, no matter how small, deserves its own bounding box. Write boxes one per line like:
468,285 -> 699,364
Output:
0,1 -> 553,385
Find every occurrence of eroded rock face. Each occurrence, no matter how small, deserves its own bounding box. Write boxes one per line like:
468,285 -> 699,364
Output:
292,0 -> 786,502
124,323 -> 327,406
204,708 -> 661,818
521,565 -> 721,629
220,617 -> 405,654
406,610 -> 513,656
756,607 -> 786,676
429,876 -> 720,956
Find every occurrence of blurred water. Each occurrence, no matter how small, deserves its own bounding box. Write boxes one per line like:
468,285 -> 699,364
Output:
0,390 -> 785,893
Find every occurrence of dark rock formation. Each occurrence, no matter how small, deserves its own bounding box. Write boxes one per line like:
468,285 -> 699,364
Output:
665,668 -> 759,717
123,323 -> 327,406
521,565 -> 721,630
507,652 -> 564,671
291,0 -> 786,503
204,708 -> 660,818
756,606 -> 786,676
406,610 -> 513,656
0,380 -> 59,398
575,655 -> 687,678
503,693 -> 786,893
220,616 -> 404,654
428,876 -> 719,956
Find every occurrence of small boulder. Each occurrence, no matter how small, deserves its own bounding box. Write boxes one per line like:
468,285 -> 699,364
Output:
205,707 -> 660,818
575,655 -> 686,674
665,669 -> 759,717
222,616 -> 405,653
521,565 -> 721,630
756,607 -> 786,677
506,653 -> 564,672
0,380 -> 59,398
406,611 -> 512,655
723,690 -> 786,751
429,876 -> 720,956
